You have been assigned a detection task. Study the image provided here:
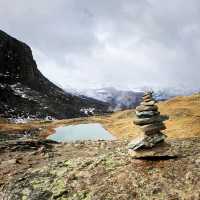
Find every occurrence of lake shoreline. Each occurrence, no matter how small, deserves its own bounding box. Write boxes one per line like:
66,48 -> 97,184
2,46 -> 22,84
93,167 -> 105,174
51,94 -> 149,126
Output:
0,110 -> 133,142
47,123 -> 115,142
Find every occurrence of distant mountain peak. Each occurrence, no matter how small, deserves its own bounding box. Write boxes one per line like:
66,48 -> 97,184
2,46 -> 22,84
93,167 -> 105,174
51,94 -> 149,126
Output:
74,87 -> 144,111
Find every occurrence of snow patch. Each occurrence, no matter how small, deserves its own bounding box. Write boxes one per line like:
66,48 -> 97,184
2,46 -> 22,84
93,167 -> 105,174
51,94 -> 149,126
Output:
80,108 -> 95,116
0,83 -> 6,88
10,83 -> 32,99
9,115 -> 56,124
0,72 -> 10,77
45,116 -> 56,121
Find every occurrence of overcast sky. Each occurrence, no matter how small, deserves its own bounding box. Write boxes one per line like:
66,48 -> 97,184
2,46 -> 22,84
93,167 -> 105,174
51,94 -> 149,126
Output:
0,0 -> 200,91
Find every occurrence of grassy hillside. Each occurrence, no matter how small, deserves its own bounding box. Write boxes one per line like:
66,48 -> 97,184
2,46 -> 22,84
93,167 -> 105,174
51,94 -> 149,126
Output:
159,93 -> 200,138
1,93 -> 200,140
102,93 -> 200,139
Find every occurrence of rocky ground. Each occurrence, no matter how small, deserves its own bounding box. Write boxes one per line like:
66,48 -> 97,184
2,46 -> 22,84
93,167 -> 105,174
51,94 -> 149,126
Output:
0,94 -> 200,200
0,133 -> 200,200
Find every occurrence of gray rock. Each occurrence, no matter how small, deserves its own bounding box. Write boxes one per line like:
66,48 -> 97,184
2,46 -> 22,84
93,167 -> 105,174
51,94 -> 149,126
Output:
136,105 -> 158,112
129,141 -> 179,159
135,110 -> 159,118
140,122 -> 166,134
143,91 -> 153,96
129,91 -> 168,155
143,94 -> 151,99
143,91 -> 152,97
128,133 -> 167,150
141,101 -> 156,106
133,116 -> 162,125
142,95 -> 152,100
143,98 -> 153,102
1,159 -> 17,166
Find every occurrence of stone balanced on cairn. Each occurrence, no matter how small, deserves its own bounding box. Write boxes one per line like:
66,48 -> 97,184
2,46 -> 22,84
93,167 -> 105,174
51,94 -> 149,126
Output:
128,91 -> 167,157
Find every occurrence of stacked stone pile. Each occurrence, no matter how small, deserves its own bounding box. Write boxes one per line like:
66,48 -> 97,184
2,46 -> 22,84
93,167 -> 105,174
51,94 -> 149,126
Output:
128,91 -> 167,151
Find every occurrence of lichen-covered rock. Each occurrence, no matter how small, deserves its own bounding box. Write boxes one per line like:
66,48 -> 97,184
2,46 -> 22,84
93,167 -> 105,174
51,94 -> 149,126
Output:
1,138 -> 200,200
133,116 -> 162,125
128,133 -> 166,150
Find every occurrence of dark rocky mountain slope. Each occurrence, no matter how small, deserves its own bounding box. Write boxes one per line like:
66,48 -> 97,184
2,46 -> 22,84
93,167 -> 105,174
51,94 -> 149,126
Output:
0,30 -> 109,119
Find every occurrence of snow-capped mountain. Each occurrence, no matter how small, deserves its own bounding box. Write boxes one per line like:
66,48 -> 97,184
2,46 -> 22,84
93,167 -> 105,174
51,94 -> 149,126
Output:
79,87 -> 144,111
153,87 -> 200,101
63,86 -> 200,111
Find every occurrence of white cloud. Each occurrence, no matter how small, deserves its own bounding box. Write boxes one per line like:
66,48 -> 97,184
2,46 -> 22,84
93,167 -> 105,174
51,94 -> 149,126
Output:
0,0 -> 200,92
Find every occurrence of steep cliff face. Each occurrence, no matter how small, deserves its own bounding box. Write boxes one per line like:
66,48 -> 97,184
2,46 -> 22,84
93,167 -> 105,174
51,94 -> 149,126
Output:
0,30 -> 109,119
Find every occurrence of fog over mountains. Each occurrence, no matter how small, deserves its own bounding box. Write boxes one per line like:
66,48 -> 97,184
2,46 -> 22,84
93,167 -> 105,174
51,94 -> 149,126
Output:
64,86 -> 200,111
78,87 -> 143,111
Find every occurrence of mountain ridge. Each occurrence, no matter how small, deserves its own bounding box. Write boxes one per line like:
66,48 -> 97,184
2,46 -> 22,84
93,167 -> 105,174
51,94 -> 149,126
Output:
0,30 -> 109,119
64,86 -> 200,111
72,87 -> 144,111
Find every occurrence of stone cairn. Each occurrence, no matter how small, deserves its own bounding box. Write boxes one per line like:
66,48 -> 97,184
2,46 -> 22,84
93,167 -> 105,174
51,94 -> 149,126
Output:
128,91 -> 167,156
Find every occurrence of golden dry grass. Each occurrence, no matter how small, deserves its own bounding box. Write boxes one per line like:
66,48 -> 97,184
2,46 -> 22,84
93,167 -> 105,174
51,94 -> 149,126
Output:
159,93 -> 200,138
99,110 -> 140,139
1,93 -> 200,140
103,93 -> 200,139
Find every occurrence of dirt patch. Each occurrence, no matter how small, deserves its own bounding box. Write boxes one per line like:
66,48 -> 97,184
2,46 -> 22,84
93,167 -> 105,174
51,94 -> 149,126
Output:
0,138 -> 200,200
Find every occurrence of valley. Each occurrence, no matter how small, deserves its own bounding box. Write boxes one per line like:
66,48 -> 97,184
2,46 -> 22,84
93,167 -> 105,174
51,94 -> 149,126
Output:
2,92 -> 199,141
